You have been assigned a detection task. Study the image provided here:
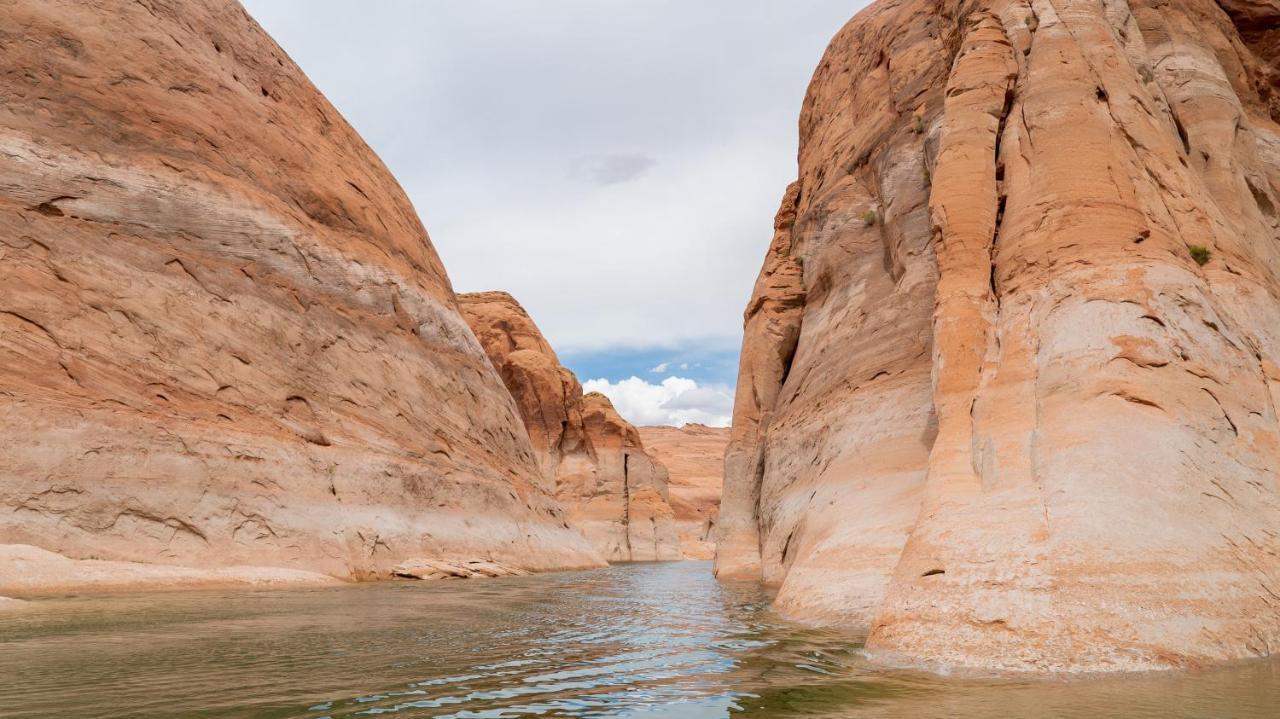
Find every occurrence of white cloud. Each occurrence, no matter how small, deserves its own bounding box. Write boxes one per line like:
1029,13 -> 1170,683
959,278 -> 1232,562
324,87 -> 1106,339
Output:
648,362 -> 670,374
582,376 -> 733,428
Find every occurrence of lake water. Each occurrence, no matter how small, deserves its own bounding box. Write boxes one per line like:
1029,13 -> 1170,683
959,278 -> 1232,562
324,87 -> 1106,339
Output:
1,561 -> 1277,718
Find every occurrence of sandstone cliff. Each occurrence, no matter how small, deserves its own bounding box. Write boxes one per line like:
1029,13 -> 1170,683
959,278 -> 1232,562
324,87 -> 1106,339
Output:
717,0 -> 1280,673
0,0 -> 603,591
637,424 -> 729,560
458,292 -> 682,561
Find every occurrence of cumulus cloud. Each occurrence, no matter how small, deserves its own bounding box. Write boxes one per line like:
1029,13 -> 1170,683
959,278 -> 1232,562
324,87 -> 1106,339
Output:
582,376 -> 733,428
648,362 -> 670,373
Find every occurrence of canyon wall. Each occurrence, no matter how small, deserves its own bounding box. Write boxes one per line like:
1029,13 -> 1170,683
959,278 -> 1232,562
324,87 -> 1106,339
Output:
717,0 -> 1280,672
637,425 -> 728,560
0,0 -> 604,589
458,292 -> 682,561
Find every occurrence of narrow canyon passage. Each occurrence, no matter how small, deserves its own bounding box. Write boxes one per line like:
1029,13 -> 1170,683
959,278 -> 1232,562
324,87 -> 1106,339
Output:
3,0 -> 1280,712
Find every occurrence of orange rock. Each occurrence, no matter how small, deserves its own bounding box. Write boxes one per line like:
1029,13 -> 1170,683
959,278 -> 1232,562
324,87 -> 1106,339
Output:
0,0 -> 603,587
638,424 -> 729,560
717,0 -> 1280,673
459,292 -> 682,561
715,183 -> 806,581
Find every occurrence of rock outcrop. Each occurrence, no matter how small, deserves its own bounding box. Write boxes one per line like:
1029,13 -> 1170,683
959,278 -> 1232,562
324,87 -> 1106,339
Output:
0,544 -> 339,594
391,557 -> 529,580
459,291 -> 682,561
637,424 -> 729,560
717,0 -> 1280,673
0,0 -> 603,588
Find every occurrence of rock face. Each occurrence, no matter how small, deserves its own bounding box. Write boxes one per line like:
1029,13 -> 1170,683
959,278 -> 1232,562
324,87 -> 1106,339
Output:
637,425 -> 729,560
391,557 -> 529,581
0,544 -> 339,594
717,0 -> 1280,673
0,0 -> 603,586
458,292 -> 682,561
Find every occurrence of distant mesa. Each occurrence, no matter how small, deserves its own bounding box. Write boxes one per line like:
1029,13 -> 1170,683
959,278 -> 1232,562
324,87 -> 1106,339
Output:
637,424 -> 729,560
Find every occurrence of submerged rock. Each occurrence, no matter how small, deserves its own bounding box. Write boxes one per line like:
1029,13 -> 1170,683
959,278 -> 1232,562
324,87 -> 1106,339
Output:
717,0 -> 1280,673
637,424 -> 729,560
0,0 -> 603,586
458,292 -> 682,561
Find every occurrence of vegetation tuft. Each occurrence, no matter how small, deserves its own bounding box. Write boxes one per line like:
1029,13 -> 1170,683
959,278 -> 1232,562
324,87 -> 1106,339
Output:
861,209 -> 878,226
1188,244 -> 1211,266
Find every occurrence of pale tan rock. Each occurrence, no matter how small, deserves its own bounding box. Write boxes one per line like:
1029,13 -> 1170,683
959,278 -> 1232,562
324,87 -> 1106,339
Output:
0,544 -> 339,595
0,0 -> 604,588
391,558 -> 530,580
637,424 -> 729,560
458,292 -> 682,561
718,0 -> 1280,673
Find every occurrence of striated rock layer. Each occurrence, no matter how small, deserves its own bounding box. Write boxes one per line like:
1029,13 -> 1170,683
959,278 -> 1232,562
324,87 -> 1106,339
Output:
458,292 -> 682,561
0,0 -> 603,586
716,0 -> 1280,672
637,425 -> 729,560
0,544 -> 339,594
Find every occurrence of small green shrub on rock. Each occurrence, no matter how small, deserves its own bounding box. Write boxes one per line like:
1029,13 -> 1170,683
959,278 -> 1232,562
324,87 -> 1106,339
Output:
1188,244 -> 1211,266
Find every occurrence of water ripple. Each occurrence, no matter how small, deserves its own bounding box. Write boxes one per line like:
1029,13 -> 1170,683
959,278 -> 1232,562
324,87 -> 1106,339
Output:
1,562 -> 1278,718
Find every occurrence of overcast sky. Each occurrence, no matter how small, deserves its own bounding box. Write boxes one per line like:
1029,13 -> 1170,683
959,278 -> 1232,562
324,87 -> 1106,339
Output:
242,1 -> 866,426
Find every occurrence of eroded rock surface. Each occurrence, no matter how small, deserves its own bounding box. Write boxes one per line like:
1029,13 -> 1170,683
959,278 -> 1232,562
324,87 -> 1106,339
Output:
637,425 -> 729,560
0,0 -> 603,586
391,558 -> 529,581
717,0 -> 1280,673
0,544 -> 339,594
459,292 -> 682,561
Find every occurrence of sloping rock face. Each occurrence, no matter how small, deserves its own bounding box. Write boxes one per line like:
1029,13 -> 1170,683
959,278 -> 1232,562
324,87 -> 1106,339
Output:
0,544 -> 339,594
717,0 -> 1280,672
637,425 -> 729,560
0,0 -> 603,584
458,292 -> 682,561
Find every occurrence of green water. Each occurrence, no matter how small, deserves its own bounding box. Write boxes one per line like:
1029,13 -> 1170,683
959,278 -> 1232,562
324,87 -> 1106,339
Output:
0,561 -> 1276,718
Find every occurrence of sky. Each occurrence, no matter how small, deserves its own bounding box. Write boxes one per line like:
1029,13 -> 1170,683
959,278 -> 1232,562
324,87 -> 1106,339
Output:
241,0 -> 866,426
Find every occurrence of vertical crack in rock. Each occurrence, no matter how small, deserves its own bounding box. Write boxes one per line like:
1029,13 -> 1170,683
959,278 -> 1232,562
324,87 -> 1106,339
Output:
621,452 -> 633,557
991,81 -> 1016,308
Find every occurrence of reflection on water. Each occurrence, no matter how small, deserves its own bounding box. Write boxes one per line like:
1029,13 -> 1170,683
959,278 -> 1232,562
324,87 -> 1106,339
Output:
1,561 -> 1277,718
